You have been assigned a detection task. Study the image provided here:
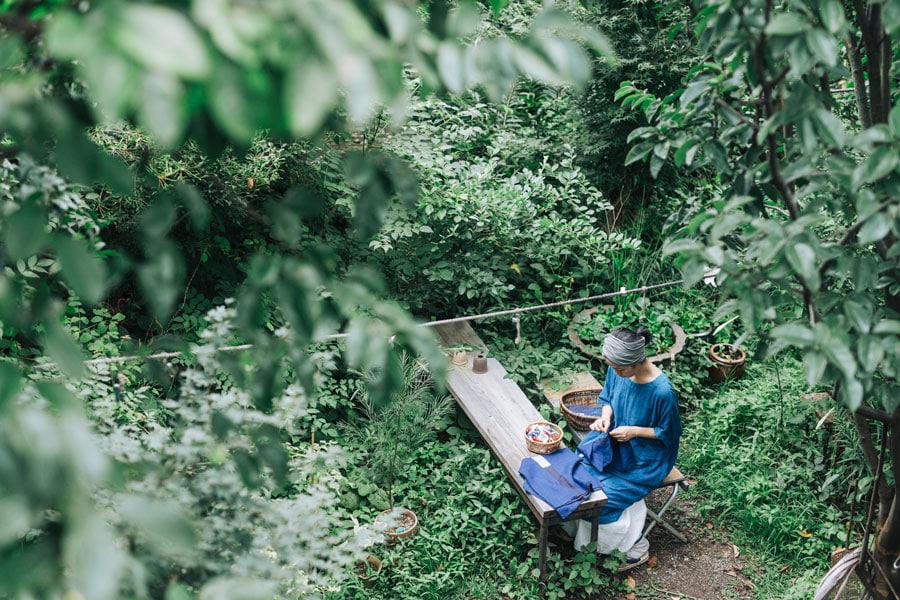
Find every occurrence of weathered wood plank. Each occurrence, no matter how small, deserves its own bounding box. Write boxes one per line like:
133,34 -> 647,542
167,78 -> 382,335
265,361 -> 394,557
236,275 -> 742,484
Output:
540,371 -> 603,410
431,320 -> 487,350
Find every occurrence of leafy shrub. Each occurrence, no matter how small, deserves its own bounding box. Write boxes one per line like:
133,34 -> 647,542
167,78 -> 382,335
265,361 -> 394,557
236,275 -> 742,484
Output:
340,353 -> 454,509
375,88 -> 642,317
51,305 -> 362,598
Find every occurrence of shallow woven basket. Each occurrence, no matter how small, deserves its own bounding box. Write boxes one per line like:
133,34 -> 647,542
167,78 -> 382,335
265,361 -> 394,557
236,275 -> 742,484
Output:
524,421 -> 563,454
560,389 -> 603,430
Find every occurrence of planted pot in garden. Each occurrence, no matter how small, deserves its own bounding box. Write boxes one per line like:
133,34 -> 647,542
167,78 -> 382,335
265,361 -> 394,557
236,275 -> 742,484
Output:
708,343 -> 746,382
355,554 -> 382,588
374,506 -> 419,543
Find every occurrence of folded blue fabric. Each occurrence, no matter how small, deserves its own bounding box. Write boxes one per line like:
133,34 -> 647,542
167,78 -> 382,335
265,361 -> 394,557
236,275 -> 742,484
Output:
566,404 -> 605,417
519,448 -> 604,518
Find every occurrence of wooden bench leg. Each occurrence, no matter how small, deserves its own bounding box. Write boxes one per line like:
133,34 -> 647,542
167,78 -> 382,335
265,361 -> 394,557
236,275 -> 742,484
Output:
539,520 -> 549,581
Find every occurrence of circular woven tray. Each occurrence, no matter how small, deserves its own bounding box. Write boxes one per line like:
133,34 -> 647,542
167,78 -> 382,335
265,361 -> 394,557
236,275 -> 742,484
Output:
524,421 -> 562,454
560,388 -> 603,430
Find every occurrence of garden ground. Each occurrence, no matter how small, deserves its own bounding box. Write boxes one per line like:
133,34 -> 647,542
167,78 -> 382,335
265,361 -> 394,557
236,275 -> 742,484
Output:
615,489 -> 757,600
548,486 -> 762,600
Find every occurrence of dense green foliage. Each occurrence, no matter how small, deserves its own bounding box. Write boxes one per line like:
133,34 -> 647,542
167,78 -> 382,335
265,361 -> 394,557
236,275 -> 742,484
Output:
2,0 -> 898,598
376,86 -> 642,316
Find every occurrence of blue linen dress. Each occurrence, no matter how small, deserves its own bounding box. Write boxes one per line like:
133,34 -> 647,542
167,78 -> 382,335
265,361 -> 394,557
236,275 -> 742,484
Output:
589,366 -> 682,524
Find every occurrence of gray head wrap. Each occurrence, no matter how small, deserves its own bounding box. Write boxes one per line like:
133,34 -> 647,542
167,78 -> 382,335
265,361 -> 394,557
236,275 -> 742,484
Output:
602,329 -> 646,366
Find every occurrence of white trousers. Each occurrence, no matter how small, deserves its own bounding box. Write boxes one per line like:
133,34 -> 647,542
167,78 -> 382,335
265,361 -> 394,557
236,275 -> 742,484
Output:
562,499 -> 649,559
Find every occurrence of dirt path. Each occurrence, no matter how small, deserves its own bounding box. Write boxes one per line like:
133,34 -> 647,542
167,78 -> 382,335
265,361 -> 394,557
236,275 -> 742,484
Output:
610,487 -> 755,600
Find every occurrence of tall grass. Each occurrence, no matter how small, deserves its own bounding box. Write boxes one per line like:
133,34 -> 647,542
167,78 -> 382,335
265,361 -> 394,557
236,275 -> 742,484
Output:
680,353 -> 868,595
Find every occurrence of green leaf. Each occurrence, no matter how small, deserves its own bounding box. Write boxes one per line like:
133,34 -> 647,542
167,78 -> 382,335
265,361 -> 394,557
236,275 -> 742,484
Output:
822,338 -> 857,379
681,259 -> 710,287
614,83 -> 639,102
488,0 -> 509,16
864,146 -> 900,183
54,131 -> 134,194
64,514 -> 126,600
649,153 -> 664,178
674,138 -> 700,167
137,240 -> 185,321
873,319 -> 900,335
889,105 -> 900,138
437,42 -> 466,94
118,496 -> 197,561
137,71 -> 187,148
175,183 -> 210,231
139,197 -> 178,240
0,362 -> 22,409
345,317 -> 390,372
199,577 -> 278,600
210,410 -> 234,440
839,376 -> 863,412
819,0 -> 847,34
857,215 -> 891,246
624,142 -> 653,166
843,297 -> 873,333
53,235 -> 108,306
857,335 -> 885,369
446,1 -> 482,37
4,201 -> 49,261
514,44 -> 560,84
784,242 -> 820,290
383,3 -> 419,42
804,351 -> 827,387
0,36 -> 25,72
851,126 -> 892,152
165,582 -> 194,600
813,108 -> 846,148
208,63 -> 273,144
663,237 -> 703,256
113,4 -> 211,80
765,13 -> 809,36
805,29 -> 838,66
42,320 -> 87,379
770,323 -> 816,345
0,497 -> 31,545
680,79 -> 708,106
286,55 -> 338,138
340,52 -> 380,126
36,380 -> 80,410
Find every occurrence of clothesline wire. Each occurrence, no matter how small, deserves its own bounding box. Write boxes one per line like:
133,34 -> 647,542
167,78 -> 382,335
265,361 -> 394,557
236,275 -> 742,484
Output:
425,279 -> 683,327
66,277 -> 686,369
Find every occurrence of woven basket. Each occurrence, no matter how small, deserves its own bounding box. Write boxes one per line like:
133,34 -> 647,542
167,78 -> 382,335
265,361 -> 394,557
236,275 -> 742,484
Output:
524,421 -> 563,454
560,389 -> 603,430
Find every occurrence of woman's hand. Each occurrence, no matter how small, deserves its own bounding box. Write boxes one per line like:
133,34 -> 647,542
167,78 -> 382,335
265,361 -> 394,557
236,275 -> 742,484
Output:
609,426 -> 636,442
590,416 -> 611,432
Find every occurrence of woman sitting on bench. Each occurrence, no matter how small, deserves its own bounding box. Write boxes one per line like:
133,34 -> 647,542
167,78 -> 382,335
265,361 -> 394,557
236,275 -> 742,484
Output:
563,325 -> 683,570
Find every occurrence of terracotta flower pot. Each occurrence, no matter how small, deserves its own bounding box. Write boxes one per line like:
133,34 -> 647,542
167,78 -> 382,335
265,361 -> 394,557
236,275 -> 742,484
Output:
374,506 -> 418,543
355,554 -> 382,588
708,343 -> 746,382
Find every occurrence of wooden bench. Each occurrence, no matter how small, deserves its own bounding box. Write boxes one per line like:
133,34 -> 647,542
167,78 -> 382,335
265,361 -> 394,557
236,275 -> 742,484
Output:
433,322 -> 607,580
541,372 -> 689,544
